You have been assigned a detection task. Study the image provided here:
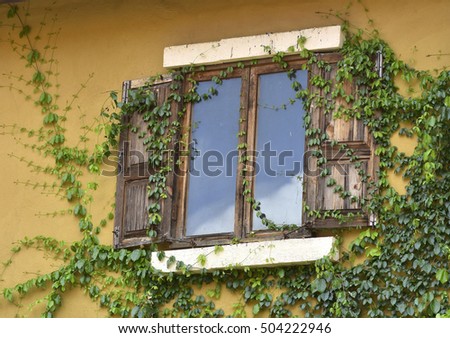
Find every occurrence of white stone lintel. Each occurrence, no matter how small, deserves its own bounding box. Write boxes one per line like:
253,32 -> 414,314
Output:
151,237 -> 338,273
163,25 -> 343,68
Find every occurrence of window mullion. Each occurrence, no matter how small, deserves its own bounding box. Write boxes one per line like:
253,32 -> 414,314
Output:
242,66 -> 259,237
235,67 -> 251,239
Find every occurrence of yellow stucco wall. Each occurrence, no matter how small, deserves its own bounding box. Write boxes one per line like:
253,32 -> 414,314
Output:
0,0 -> 448,317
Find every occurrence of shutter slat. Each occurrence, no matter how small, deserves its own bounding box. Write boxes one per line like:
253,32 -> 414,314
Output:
347,162 -> 367,209
124,179 -> 148,235
128,113 -> 149,166
323,164 -> 345,210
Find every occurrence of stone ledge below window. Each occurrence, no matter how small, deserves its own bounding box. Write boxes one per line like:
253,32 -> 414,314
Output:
151,237 -> 338,273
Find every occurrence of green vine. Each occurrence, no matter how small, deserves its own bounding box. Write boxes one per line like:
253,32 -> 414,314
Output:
1,2 -> 450,318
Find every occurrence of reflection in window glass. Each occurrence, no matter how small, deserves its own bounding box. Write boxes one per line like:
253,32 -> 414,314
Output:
253,70 -> 307,230
186,78 -> 241,236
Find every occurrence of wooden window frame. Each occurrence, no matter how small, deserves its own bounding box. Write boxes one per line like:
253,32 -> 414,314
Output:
113,52 -> 378,250
168,57 -> 312,249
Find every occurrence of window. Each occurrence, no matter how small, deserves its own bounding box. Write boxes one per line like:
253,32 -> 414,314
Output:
113,52 -> 377,251
173,58 -> 310,248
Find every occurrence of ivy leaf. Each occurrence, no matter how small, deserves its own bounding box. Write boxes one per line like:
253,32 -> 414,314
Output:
157,251 -> 165,261
75,259 -> 85,270
147,229 -> 157,238
312,278 -> 327,293
396,302 -> 406,314
118,249 -> 127,261
367,247 -> 381,257
444,96 -> 450,108
19,25 -> 31,38
110,91 -> 118,103
406,306 -> 414,316
167,255 -> 176,268
196,254 -> 207,267
73,204 -> 87,217
89,286 -> 100,298
130,249 -> 141,262
7,5 -> 18,18
49,134 -> 65,145
214,245 -> 224,254
326,178 -> 336,187
39,92 -> 52,105
3,288 -> 13,302
252,303 -> 260,315
32,71 -> 45,85
43,113 -> 58,124
436,269 -> 449,284
428,116 -> 436,127
131,306 -> 140,318
429,299 -> 441,314
244,289 -> 252,301
423,263 -> 432,274
91,246 -> 100,260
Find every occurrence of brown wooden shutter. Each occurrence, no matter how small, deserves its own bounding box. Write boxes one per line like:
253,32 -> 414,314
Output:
304,53 -> 377,229
114,75 -> 181,248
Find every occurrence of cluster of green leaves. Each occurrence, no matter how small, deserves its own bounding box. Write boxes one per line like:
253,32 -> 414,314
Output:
1,2 -> 450,319
304,28 -> 450,317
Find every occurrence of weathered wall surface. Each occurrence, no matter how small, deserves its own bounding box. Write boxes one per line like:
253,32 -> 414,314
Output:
0,0 -> 448,317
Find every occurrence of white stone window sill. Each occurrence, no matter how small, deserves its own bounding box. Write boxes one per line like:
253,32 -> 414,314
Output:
151,237 -> 338,273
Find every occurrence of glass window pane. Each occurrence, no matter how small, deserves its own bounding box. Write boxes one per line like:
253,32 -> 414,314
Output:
253,70 -> 307,230
186,78 -> 241,236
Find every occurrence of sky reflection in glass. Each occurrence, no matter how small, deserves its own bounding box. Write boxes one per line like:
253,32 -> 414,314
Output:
185,78 -> 241,236
253,70 -> 307,230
